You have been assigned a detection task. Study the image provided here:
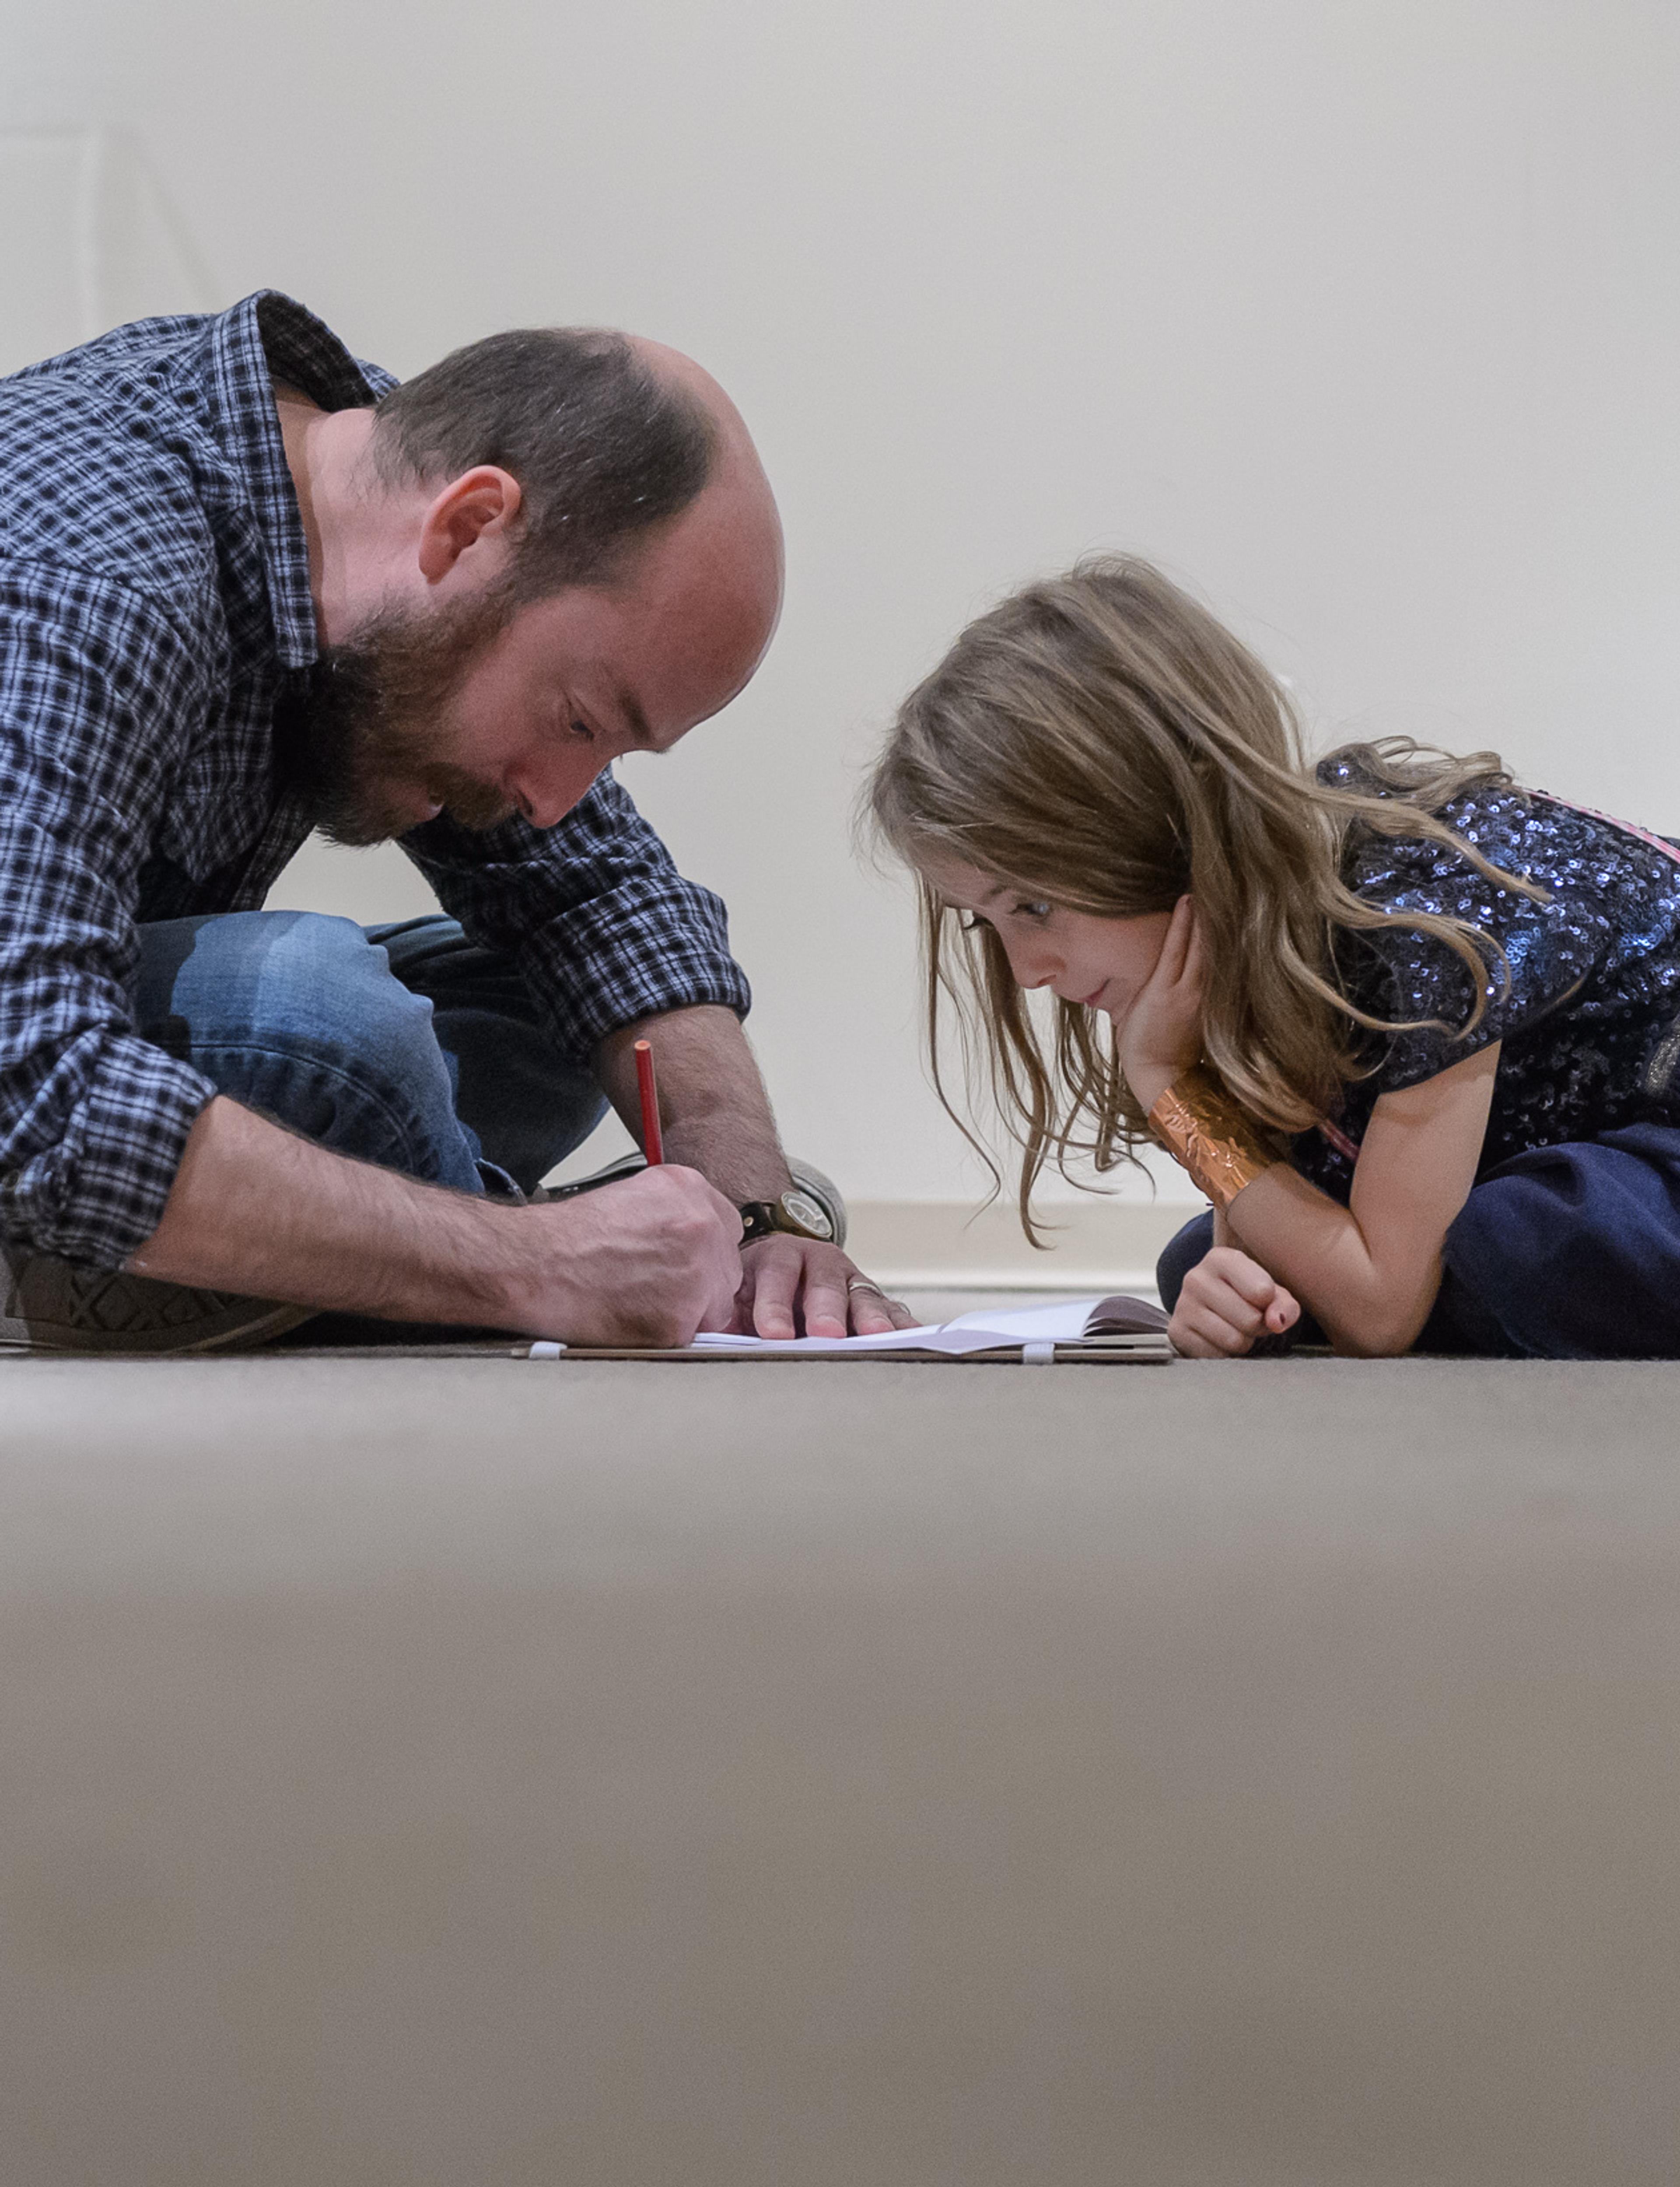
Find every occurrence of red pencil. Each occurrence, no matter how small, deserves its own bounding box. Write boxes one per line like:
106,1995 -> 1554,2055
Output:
634,1039 -> 664,1165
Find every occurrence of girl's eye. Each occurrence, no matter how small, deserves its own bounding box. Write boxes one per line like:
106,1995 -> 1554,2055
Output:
1013,900 -> 1052,922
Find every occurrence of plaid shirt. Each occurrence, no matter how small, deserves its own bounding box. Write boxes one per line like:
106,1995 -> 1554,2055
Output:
0,291 -> 750,1268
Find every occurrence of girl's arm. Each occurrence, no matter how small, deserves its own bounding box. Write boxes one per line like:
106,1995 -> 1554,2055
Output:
1220,1042 -> 1499,1354
1120,897 -> 1499,1357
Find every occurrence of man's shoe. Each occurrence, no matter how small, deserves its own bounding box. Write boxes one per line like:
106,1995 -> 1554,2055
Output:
0,1243 -> 314,1355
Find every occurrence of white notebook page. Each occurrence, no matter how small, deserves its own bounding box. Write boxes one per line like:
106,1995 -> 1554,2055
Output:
686,1296 -> 1160,1356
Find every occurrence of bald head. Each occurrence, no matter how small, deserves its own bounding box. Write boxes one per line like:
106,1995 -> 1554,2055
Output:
368,323 -> 780,610
290,327 -> 784,841
623,334 -> 769,492
616,334 -> 784,681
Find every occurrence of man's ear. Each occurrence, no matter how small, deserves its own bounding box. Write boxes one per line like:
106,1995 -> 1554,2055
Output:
416,466 -> 524,585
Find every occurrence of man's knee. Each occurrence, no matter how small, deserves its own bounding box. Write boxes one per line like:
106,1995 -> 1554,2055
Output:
371,918 -> 609,1190
138,911 -> 464,1174
143,909 -> 431,1062
275,915 -> 446,1091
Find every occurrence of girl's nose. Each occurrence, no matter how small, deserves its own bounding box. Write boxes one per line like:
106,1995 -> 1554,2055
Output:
1006,938 -> 1060,992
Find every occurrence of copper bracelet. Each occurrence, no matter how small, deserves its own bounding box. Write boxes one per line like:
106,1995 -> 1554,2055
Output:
1147,1066 -> 1277,1209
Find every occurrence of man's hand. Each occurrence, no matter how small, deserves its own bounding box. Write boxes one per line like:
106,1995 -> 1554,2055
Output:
597,1006 -> 913,1336
1168,1244 -> 1300,1358
130,1096 -> 744,1347
732,1234 -> 918,1339
514,1165 -> 744,1346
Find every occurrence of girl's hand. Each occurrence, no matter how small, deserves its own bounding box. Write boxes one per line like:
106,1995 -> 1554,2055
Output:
1116,895 -> 1206,1110
1169,1245 -> 1301,1358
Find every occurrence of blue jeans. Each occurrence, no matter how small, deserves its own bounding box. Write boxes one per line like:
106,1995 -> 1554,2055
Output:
133,911 -> 609,1198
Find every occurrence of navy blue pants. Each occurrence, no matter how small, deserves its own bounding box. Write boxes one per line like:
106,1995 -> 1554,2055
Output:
1155,1125 -> 1680,1359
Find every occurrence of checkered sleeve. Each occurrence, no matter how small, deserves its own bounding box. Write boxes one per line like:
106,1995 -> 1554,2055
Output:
0,569 -> 220,1265
401,771 -> 752,1058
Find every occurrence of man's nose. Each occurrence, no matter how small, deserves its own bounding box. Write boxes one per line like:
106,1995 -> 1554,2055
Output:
515,750 -> 608,831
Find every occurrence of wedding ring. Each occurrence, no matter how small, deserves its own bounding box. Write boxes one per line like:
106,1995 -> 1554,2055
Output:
846,1276 -> 886,1297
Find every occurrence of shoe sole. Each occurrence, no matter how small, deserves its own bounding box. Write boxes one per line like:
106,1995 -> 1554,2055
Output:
0,1255 -> 316,1356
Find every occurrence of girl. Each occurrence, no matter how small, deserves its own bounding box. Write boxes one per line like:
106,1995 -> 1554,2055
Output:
869,558 -> 1680,1359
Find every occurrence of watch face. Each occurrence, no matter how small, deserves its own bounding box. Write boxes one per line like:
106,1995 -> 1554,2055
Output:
780,1189 -> 833,1241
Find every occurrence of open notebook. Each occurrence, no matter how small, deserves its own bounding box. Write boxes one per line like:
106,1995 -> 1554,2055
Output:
526,1293 -> 1173,1363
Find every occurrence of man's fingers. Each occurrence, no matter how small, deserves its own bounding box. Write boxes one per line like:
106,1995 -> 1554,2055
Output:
740,1237 -> 854,1338
800,1270 -> 852,1338
744,1241 -> 803,1339
739,1239 -> 917,1338
795,1248 -> 910,1336
842,1277 -> 917,1334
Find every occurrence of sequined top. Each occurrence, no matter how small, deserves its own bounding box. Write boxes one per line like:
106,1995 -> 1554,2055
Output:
1289,754 -> 1680,1204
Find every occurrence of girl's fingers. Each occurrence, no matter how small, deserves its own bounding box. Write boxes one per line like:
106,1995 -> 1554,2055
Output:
1264,1290 -> 1302,1334
1169,1301 -> 1257,1357
1180,1272 -> 1267,1338
1203,1282 -> 1268,1335
1138,897 -> 1190,1004
1179,901 -> 1204,989
1173,1251 -> 1301,1357
1199,1248 -> 1279,1311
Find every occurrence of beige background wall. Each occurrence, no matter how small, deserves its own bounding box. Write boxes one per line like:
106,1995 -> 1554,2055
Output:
5,2 -> 1680,1231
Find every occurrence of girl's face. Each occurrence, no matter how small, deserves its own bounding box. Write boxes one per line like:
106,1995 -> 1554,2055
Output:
925,859 -> 1176,1028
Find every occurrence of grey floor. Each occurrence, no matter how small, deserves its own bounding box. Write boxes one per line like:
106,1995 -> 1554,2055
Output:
4,1342 -> 1679,2184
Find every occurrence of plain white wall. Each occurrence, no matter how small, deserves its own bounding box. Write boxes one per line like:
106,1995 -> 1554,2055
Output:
5,0 -> 1680,1205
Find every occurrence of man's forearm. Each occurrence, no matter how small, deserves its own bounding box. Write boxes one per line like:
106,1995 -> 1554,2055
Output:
127,1093 -> 746,1345
128,1095 -> 529,1321
597,1006 -> 791,1204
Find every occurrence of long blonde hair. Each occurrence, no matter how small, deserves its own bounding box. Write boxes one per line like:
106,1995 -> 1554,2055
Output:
868,557 -> 1533,1235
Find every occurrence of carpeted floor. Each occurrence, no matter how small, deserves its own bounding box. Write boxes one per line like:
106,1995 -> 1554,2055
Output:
3,1348 -> 1677,2184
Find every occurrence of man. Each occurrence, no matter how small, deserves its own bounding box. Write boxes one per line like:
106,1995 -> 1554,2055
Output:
0,291 -> 908,1350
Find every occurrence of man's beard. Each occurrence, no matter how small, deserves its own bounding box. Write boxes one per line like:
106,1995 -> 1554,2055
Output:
286,591 -> 520,847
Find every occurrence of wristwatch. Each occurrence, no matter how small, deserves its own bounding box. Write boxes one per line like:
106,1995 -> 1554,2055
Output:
738,1188 -> 835,1245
